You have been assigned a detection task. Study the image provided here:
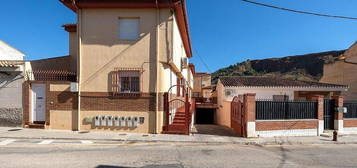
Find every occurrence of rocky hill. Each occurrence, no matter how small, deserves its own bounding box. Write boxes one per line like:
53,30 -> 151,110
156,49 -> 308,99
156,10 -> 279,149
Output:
211,50 -> 346,84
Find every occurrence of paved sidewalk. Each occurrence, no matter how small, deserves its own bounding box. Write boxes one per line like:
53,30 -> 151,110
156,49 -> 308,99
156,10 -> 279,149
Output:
1,127 -> 357,145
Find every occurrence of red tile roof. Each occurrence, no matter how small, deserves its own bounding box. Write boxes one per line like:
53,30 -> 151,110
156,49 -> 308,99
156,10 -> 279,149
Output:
0,60 -> 24,67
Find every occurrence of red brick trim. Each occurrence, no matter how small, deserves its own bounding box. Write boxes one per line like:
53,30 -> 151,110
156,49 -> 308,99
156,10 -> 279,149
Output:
344,119 -> 357,127
256,120 -> 318,131
79,92 -> 162,112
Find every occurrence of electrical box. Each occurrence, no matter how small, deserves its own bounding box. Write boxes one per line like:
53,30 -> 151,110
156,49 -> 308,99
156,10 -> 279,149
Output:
133,117 -> 139,127
107,116 -> 113,126
114,116 -> 120,126
101,116 -> 107,126
70,82 -> 78,92
95,116 -> 101,126
127,117 -> 133,127
120,116 -> 126,127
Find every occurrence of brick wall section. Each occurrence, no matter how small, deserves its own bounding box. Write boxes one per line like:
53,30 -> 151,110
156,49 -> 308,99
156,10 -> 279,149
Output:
243,93 -> 256,122
344,119 -> 357,127
80,92 -> 160,111
332,96 -> 344,120
256,120 -> 318,131
22,81 -> 30,124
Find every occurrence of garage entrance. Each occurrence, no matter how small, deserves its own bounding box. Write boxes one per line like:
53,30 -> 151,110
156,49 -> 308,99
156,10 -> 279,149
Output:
195,108 -> 215,124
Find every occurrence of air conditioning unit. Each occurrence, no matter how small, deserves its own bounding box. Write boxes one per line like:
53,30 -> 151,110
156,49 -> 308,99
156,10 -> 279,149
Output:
181,58 -> 188,69
225,89 -> 236,96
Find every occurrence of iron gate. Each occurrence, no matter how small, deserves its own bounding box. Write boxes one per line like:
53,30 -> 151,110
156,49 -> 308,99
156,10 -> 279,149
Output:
324,99 -> 335,130
231,96 -> 245,137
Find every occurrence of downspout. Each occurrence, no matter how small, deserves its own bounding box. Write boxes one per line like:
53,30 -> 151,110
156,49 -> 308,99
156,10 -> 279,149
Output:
155,0 -> 160,134
72,0 -> 81,131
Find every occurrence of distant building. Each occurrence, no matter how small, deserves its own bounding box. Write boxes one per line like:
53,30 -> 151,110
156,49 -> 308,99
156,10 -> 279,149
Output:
321,41 -> 357,100
0,40 -> 25,126
193,72 -> 212,99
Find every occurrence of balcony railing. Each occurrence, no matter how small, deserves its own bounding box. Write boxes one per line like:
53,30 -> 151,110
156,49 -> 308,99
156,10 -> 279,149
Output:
26,70 -> 76,82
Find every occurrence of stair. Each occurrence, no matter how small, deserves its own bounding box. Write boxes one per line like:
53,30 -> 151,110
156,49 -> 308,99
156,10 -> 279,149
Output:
25,123 -> 45,129
162,106 -> 190,135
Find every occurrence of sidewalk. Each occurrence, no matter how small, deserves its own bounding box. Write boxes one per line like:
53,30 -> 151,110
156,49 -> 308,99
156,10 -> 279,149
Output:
1,127 -> 357,145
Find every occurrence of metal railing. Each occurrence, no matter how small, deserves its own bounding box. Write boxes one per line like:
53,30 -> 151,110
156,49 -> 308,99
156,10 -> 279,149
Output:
344,100 -> 357,118
256,99 -> 318,120
26,70 -> 76,82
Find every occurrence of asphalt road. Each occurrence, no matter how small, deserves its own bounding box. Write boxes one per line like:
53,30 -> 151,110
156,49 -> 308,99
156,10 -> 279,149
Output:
0,139 -> 356,168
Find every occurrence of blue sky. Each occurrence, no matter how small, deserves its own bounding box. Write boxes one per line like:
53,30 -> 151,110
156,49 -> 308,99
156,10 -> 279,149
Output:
1,0 -> 357,73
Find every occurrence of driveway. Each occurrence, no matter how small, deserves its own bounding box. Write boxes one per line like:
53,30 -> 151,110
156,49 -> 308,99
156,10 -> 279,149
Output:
192,124 -> 238,137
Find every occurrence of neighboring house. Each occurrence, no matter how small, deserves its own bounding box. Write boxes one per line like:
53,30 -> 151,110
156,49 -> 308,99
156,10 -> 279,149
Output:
193,72 -> 212,99
23,0 -> 194,134
216,76 -> 348,127
321,41 -> 357,100
0,40 -> 25,126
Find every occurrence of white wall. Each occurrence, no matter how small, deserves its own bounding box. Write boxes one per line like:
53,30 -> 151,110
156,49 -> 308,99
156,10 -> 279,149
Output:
172,15 -> 189,82
0,41 -> 24,61
222,87 -> 295,101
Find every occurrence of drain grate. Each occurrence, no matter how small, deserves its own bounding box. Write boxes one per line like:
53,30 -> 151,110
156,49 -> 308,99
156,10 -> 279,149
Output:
8,129 -> 22,132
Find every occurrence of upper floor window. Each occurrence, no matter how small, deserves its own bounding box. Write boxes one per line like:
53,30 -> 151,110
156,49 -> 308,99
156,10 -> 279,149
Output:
112,70 -> 140,94
118,18 -> 140,40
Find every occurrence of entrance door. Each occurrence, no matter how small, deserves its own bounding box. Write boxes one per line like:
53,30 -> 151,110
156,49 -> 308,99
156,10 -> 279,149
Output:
32,84 -> 46,122
324,99 -> 335,130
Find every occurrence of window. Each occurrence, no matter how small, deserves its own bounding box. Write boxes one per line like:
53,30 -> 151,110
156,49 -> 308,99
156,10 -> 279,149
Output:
119,18 -> 140,40
112,71 -> 140,94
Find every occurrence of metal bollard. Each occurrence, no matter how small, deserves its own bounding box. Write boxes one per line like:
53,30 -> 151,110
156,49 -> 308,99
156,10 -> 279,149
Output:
333,130 -> 338,141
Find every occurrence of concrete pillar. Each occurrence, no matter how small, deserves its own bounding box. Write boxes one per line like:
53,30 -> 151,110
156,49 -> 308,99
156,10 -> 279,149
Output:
332,96 -> 344,133
243,93 -> 256,138
310,95 -> 324,136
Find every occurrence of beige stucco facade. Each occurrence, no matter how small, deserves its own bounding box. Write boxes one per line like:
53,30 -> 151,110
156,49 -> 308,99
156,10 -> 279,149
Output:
67,7 -> 191,133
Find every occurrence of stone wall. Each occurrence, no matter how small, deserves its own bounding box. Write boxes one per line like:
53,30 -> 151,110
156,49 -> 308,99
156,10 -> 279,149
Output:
0,108 -> 22,126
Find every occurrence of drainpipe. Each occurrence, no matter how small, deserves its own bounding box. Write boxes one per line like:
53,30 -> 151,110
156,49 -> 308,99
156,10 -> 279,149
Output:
72,0 -> 81,131
155,0 -> 160,134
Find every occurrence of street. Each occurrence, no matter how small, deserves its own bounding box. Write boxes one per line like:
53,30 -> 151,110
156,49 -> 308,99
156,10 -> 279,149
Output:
0,139 -> 356,168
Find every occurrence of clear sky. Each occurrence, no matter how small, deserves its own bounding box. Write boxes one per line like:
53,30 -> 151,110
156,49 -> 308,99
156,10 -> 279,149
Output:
1,0 -> 357,73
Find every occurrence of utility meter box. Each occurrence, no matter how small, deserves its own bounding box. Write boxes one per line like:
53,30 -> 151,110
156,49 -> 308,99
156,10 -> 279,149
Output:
95,116 -> 101,126
133,117 -> 139,127
127,117 -> 133,127
114,116 -> 120,126
70,82 -> 78,92
107,116 -> 114,126
120,116 -> 126,127
100,116 -> 107,126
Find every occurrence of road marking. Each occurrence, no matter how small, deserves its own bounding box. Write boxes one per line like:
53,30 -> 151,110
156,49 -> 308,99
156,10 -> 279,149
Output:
0,139 -> 16,146
81,140 -> 93,144
38,140 -> 54,145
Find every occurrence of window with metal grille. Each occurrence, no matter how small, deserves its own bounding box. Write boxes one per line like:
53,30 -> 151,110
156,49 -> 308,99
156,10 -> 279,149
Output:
112,71 -> 140,94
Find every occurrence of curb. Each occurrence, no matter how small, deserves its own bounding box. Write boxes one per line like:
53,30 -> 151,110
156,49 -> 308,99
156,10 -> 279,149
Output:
1,136 -> 357,146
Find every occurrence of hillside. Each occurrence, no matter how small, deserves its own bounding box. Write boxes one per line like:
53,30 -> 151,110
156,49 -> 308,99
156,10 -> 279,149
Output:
211,50 -> 346,84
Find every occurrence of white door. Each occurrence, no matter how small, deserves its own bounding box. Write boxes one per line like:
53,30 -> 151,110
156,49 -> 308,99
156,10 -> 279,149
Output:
32,84 -> 46,122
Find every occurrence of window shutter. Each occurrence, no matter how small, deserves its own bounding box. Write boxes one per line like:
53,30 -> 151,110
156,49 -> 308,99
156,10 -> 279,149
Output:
119,18 -> 139,39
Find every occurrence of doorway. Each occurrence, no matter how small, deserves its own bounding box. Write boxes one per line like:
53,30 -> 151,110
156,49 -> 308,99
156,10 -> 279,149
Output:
195,108 -> 215,124
31,84 -> 46,123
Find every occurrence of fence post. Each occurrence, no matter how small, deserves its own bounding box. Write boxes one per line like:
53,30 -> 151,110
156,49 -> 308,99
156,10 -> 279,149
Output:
163,92 -> 169,131
243,93 -> 256,138
332,96 -> 344,133
185,93 -> 190,135
309,95 -> 324,136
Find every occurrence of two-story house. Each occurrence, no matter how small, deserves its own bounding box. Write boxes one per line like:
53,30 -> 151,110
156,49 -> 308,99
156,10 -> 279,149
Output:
23,0 -> 194,134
